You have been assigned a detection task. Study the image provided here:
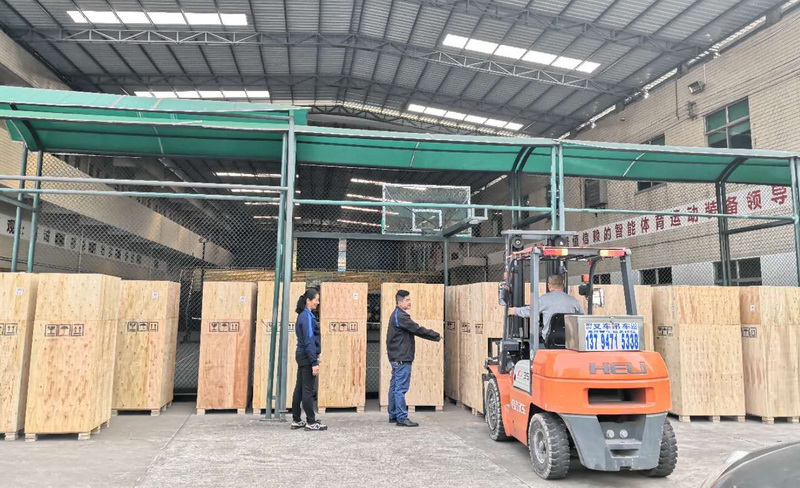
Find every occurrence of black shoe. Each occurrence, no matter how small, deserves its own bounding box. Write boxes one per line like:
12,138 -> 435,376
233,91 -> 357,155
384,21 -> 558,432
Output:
305,421 -> 328,431
395,419 -> 419,427
290,420 -> 306,430
389,418 -> 397,423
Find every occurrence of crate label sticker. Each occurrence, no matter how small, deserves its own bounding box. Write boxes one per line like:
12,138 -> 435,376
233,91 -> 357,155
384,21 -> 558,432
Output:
475,323 -> 484,335
461,323 -> 471,333
127,322 -> 137,332
749,305 -> 756,312
209,321 -> 240,332
742,327 -> 758,339
670,305 -> 676,312
240,296 -> 246,302
44,324 -> 57,337
2,323 -> 18,336
353,293 -> 359,300
14,287 -> 23,296
71,324 -> 84,337
148,322 -> 159,332
45,324 -> 85,338
152,292 -> 160,300
329,321 -> 358,332
446,321 -> 456,331
656,326 -> 673,337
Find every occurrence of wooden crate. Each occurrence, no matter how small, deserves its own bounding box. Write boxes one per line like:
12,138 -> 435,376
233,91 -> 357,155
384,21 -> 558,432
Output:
653,286 -> 745,420
25,274 -> 121,440
318,282 -> 367,412
196,281 -> 257,414
112,281 -> 180,415
739,287 -> 800,423
569,285 -> 655,351
0,273 -> 38,441
444,286 -> 459,402
379,283 -> 444,411
252,281 -> 306,412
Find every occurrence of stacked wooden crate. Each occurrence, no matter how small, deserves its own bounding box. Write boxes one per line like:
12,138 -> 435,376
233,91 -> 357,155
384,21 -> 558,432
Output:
379,283 -> 444,413
0,273 -> 38,441
739,287 -> 800,424
25,274 -> 121,441
318,282 -> 368,413
569,284 -> 655,351
197,281 -> 257,415
252,281 -> 306,414
444,286 -> 459,403
112,281 -> 180,416
653,286 -> 745,422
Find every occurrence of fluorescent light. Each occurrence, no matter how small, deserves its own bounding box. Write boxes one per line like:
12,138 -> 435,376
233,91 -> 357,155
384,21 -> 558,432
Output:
216,172 -> 255,177
407,103 -> 426,113
465,39 -> 498,54
576,61 -> 600,73
151,91 -> 177,98
222,90 -> 248,98
443,111 -> 467,121
185,13 -> 221,25
176,90 -> 200,99
230,189 -> 279,194
246,90 -> 270,98
84,11 -> 121,23
485,118 -> 506,128
199,90 -> 224,98
147,12 -> 186,25
338,219 -> 381,228
220,13 -> 248,26
494,45 -> 526,60
424,107 -> 447,117
134,91 -> 153,97
346,193 -> 383,202
67,11 -> 89,23
464,115 -> 488,124
551,56 -> 582,70
351,178 -> 387,185
117,11 -> 150,24
253,215 -> 278,219
522,50 -> 557,65
342,206 -> 380,213
443,34 -> 469,49
505,122 -> 524,131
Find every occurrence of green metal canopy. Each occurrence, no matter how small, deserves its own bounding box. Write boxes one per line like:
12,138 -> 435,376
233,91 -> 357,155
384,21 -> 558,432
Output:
0,86 -> 796,185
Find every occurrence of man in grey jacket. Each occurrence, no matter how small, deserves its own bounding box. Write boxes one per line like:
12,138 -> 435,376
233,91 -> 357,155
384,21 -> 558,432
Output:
507,274 -> 584,341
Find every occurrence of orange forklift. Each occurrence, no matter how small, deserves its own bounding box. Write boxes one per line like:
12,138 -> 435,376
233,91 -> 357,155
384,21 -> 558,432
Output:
483,230 -> 677,480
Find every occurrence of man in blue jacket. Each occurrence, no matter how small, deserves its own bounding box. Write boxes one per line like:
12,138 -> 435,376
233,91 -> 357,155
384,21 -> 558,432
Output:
387,289 -> 441,427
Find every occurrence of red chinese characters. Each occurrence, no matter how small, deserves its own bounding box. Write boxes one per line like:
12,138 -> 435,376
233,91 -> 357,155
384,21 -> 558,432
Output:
615,223 -> 623,239
627,220 -> 636,237
772,186 -> 788,205
603,226 -> 612,241
687,205 -> 699,223
746,189 -> 762,211
725,196 -> 738,215
655,215 -> 665,230
592,229 -> 600,243
705,201 -> 718,214
582,232 -> 589,245
640,217 -> 650,234
670,210 -> 681,227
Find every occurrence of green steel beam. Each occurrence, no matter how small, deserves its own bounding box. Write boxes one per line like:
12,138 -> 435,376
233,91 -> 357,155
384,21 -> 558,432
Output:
9,145 -> 28,272
25,151 -> 44,273
565,207 -> 793,222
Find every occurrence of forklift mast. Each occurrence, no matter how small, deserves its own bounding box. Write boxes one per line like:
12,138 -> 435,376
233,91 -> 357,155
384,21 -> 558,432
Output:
499,230 -> 639,374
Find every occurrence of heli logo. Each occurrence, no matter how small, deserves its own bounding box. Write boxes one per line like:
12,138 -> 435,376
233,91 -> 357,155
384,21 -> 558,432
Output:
589,362 -> 648,375
508,399 -> 526,415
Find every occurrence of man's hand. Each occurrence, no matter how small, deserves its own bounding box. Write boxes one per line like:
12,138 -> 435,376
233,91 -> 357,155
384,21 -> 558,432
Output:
312,365 -> 319,377
508,307 -> 516,316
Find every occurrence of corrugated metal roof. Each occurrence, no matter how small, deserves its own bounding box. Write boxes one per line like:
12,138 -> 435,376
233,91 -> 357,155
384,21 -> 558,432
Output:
0,0 -> 790,136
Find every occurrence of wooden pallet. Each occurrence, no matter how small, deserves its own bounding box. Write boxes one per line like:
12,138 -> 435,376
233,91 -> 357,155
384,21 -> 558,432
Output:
749,415 -> 800,425
4,429 -> 22,441
24,420 -> 107,442
318,406 -> 364,414
379,405 -> 444,413
672,414 -> 745,423
196,408 -> 247,415
112,401 -> 173,417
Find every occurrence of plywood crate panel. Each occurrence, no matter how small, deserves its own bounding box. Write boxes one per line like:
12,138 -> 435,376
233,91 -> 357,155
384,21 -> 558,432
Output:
197,281 -> 256,411
25,274 -> 121,435
569,285 -> 654,351
113,281 -> 180,413
444,286 -> 459,402
739,287 -> 800,420
318,282 -> 367,410
0,273 -> 38,439
379,284 -> 444,409
253,281 -> 306,411
653,286 -> 744,417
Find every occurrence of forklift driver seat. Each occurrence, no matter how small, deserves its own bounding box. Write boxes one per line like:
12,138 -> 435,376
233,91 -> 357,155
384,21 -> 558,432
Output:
543,313 -> 567,349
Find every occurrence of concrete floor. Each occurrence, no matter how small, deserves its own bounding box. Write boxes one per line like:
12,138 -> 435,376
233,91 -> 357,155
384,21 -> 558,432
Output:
3,400 -> 800,487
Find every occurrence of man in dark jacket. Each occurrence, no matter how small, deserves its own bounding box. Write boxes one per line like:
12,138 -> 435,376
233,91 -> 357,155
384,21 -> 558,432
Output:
387,289 -> 441,427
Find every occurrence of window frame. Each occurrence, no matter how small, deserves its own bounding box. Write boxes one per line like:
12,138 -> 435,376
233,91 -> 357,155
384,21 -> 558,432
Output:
636,135 -> 666,192
705,98 -> 751,149
640,266 -> 673,286
714,257 -> 762,286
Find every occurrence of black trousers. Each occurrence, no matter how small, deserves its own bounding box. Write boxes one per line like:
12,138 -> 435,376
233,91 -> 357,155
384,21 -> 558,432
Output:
291,362 -> 316,423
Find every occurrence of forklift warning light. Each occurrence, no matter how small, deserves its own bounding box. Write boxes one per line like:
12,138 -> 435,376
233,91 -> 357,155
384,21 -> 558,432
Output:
599,250 -> 626,257
543,248 -> 569,256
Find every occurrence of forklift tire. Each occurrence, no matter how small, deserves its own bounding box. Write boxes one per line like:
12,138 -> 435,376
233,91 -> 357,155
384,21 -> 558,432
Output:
485,378 -> 510,441
528,413 -> 571,480
642,419 -> 678,478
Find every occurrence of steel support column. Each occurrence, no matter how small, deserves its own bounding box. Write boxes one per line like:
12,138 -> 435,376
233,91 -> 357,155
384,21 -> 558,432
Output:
790,157 -> 800,286
443,239 -> 450,287
715,182 -> 732,286
276,114 -> 298,417
10,145 -> 28,272
557,145 -> 565,232
265,132 -> 289,419
550,146 -> 558,231
25,151 -> 44,273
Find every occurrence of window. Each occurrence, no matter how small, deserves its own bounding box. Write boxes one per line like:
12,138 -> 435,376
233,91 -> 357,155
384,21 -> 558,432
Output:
593,273 -> 611,284
638,135 -> 665,191
70,237 -> 77,249
88,242 -> 96,254
641,267 -> 672,285
714,257 -> 762,286
706,99 -> 751,149
43,230 -> 50,243
55,233 -> 65,247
